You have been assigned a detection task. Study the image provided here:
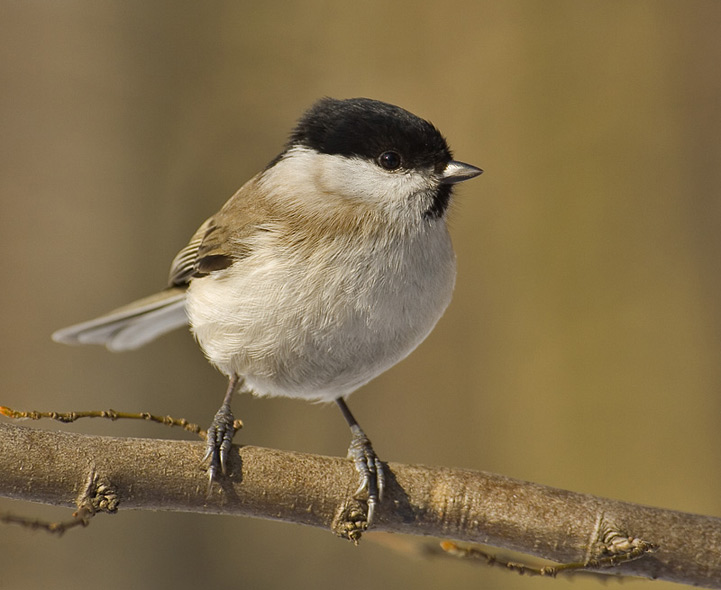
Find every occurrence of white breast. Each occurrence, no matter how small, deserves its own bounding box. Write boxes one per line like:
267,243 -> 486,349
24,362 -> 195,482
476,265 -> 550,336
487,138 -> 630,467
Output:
186,220 -> 456,402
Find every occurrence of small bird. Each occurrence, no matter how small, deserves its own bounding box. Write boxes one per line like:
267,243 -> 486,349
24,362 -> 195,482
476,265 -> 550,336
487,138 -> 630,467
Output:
52,97 -> 482,525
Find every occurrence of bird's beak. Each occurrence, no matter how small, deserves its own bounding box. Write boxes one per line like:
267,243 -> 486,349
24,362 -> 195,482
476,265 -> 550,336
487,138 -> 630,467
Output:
439,160 -> 483,184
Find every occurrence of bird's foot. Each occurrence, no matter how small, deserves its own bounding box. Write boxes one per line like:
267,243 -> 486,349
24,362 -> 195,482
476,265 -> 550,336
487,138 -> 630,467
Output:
347,424 -> 385,526
202,402 -> 238,489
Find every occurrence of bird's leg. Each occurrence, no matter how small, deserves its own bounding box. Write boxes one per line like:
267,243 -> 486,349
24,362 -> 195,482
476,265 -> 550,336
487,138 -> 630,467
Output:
335,397 -> 385,526
203,374 -> 242,485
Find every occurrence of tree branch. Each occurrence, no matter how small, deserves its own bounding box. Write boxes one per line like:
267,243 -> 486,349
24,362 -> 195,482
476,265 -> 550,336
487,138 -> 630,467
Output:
1,421 -> 719,587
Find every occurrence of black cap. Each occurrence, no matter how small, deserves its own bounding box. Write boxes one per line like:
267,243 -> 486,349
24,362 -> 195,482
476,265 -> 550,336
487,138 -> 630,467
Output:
288,97 -> 453,172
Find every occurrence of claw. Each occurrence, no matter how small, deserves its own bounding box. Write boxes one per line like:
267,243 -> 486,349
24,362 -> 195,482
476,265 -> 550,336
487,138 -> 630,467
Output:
375,456 -> 385,502
203,402 -> 237,489
367,497 -> 377,526
347,424 -> 384,526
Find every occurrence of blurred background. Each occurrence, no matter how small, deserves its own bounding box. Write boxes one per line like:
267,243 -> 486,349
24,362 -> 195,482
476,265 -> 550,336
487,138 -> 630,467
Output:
1,1 -> 720,589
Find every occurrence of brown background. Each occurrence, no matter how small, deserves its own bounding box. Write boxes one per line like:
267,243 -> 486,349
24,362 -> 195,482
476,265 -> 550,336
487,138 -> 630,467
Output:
1,2 -> 720,589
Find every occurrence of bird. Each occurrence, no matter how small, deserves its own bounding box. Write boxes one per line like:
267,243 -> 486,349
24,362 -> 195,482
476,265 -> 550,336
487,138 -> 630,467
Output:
52,97 -> 483,525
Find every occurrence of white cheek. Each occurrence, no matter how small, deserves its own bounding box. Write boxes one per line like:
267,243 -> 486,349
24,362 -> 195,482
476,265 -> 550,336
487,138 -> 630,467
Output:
317,156 -> 434,214
259,147 -> 438,221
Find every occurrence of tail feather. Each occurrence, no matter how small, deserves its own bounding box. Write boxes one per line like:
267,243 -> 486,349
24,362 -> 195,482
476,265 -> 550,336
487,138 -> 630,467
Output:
52,287 -> 188,352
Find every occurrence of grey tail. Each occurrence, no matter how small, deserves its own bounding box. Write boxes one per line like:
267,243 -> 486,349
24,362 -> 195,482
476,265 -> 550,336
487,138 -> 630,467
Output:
52,287 -> 188,352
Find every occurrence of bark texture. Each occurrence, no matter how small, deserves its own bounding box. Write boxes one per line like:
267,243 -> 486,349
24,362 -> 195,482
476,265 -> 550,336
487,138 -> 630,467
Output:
1,422 -> 719,587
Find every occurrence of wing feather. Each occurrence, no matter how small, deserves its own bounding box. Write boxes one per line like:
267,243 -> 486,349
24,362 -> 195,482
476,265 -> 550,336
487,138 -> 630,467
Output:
167,177 -> 268,286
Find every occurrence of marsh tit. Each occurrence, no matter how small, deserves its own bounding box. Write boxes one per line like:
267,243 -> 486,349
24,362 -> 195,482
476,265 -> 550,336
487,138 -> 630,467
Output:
52,97 -> 482,525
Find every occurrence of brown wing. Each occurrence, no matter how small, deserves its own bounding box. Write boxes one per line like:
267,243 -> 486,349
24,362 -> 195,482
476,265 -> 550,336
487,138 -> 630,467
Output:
167,176 -> 267,287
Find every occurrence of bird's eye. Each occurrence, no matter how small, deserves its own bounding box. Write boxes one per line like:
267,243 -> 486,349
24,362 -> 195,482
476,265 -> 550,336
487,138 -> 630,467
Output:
378,151 -> 402,170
